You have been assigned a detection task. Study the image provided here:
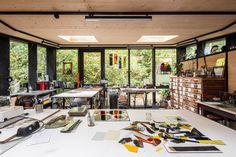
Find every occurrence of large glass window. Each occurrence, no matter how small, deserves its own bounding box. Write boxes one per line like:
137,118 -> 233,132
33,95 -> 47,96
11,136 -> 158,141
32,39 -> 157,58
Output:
105,49 -> 128,86
204,38 -> 226,55
130,49 -> 152,87
37,46 -> 47,80
10,40 -> 28,85
56,49 -> 78,82
84,52 -> 101,84
186,44 -> 197,59
155,48 -> 176,86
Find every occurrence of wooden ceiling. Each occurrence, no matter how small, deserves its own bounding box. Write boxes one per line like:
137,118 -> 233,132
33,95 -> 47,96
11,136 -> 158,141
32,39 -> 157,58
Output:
0,0 -> 236,46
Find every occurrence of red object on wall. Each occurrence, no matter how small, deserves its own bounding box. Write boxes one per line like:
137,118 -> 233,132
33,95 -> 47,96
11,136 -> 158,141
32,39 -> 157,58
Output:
77,73 -> 80,88
37,81 -> 49,91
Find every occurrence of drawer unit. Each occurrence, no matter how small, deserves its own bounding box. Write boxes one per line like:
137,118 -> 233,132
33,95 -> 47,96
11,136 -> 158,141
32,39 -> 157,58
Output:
170,76 -> 225,113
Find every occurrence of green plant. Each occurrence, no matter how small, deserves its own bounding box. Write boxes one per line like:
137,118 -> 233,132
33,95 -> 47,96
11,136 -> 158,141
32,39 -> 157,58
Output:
160,89 -> 170,100
174,63 -> 183,76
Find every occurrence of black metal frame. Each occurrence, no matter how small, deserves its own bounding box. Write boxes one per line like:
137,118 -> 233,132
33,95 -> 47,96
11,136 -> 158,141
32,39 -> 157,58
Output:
78,47 -> 105,86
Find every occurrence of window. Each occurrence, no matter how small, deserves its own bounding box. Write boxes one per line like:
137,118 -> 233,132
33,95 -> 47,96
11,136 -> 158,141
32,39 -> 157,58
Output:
204,38 -> 226,55
10,40 -> 28,85
130,49 -> 152,87
155,48 -> 176,86
84,52 -> 101,84
105,49 -> 128,86
37,46 -> 47,80
56,49 -> 78,82
186,44 -> 197,59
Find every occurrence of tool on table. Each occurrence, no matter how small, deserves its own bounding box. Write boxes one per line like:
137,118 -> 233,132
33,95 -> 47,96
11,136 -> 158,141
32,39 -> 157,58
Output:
0,116 -> 25,129
45,115 -> 69,129
1,121 -> 40,143
60,119 -> 82,133
68,106 -> 87,117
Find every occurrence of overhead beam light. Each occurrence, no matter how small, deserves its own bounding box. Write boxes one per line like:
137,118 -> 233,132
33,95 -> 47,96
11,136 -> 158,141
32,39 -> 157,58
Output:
58,35 -> 98,42
137,35 -> 178,43
85,15 -> 152,21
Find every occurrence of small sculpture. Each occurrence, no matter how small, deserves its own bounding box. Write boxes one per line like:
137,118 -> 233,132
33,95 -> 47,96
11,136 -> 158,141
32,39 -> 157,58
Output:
87,112 -> 95,127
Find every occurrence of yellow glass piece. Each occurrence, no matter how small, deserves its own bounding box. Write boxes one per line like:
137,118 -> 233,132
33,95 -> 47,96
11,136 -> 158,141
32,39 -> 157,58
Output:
156,146 -> 163,152
180,136 -> 189,140
152,136 -> 160,139
124,144 -> 139,153
215,58 -> 225,66
180,125 -> 192,130
198,140 -> 225,145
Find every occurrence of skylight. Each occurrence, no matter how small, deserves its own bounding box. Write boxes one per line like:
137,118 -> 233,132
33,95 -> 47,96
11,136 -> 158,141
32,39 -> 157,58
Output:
58,35 -> 98,42
137,35 -> 178,43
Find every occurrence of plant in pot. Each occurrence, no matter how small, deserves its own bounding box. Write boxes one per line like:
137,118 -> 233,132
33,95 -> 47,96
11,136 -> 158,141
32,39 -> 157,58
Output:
159,89 -> 170,108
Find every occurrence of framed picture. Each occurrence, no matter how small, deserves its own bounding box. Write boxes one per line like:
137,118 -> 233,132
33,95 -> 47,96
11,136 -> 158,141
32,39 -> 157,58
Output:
63,61 -> 73,75
213,66 -> 224,77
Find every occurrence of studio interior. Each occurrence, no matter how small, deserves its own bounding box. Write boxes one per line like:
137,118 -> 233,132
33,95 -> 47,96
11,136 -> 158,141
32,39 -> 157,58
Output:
0,1 -> 236,156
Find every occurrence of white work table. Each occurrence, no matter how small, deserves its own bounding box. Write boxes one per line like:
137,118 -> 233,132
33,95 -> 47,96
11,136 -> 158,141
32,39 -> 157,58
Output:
52,87 -> 102,108
1,109 -> 236,157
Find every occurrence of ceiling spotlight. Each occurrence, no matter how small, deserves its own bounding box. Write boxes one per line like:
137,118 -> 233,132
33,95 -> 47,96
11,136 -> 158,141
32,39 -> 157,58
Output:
54,13 -> 60,19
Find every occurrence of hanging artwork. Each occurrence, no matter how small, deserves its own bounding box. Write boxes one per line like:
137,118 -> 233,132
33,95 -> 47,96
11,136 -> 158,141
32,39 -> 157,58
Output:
118,56 -> 122,69
114,53 -> 118,64
63,61 -> 73,75
123,56 -> 127,67
160,63 -> 171,72
109,52 -> 113,66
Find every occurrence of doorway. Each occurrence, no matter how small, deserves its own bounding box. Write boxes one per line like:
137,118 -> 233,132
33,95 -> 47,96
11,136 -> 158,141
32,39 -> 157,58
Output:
78,48 -> 105,86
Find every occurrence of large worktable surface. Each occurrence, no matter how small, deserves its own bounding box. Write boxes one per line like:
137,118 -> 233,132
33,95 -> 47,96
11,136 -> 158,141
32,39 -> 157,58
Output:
52,87 -> 102,98
1,109 -> 236,157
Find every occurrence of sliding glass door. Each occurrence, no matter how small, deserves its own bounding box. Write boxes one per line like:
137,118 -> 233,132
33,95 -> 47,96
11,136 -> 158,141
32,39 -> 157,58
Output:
130,49 -> 152,87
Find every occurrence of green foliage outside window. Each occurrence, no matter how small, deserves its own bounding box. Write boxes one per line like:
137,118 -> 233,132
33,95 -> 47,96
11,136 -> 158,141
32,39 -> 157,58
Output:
56,49 -> 78,82
186,44 -> 197,59
130,49 -> 152,87
10,40 -> 28,84
105,49 -> 128,86
84,52 -> 101,84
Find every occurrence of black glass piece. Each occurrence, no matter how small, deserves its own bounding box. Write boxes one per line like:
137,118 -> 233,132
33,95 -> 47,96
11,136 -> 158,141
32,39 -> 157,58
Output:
191,128 -> 204,136
171,139 -> 185,143
133,140 -> 144,148
118,137 -> 132,144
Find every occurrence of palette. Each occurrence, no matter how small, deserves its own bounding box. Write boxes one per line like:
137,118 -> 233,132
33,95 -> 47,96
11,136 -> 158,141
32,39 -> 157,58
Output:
93,110 -> 130,121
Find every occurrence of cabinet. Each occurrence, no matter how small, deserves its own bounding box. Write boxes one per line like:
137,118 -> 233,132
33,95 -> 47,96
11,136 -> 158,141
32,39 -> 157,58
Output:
170,77 -> 225,113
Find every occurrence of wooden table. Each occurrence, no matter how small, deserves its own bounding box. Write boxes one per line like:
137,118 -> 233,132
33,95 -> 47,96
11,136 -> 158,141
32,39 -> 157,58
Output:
1,109 -> 236,157
52,87 -> 103,109
120,88 -> 159,108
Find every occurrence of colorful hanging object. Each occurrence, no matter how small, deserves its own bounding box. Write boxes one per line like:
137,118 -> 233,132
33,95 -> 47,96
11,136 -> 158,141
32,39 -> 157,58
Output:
118,56 -> 122,69
123,56 -> 127,67
114,53 -> 118,64
160,63 -> 171,72
109,52 -> 113,66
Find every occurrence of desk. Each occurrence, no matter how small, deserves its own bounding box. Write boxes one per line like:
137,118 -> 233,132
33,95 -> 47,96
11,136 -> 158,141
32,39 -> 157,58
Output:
197,101 -> 236,127
1,109 -> 236,157
120,88 -> 159,108
52,87 -> 103,109
11,90 -> 57,106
